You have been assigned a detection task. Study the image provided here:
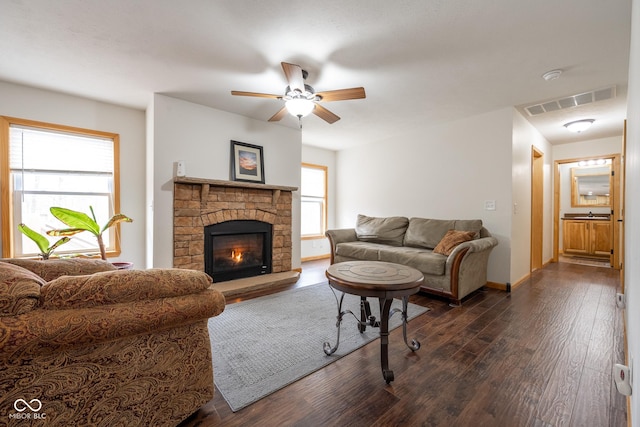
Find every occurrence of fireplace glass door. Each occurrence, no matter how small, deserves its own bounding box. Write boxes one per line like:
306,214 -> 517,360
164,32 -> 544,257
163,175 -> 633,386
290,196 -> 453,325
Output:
212,233 -> 264,271
204,220 -> 272,282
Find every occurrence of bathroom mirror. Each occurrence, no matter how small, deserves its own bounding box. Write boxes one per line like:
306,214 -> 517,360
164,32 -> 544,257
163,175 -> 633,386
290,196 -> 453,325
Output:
571,166 -> 611,207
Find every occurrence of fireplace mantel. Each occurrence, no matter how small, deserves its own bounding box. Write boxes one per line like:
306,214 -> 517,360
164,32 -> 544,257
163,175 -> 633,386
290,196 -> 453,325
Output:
174,177 -> 297,204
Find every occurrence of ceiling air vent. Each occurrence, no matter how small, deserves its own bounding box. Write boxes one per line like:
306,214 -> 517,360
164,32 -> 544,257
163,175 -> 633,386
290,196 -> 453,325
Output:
525,86 -> 616,116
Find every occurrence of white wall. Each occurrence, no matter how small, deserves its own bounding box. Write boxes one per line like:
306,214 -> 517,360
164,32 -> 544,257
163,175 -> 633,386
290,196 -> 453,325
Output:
0,81 -> 146,267
624,0 -> 640,423
511,110 -> 553,283
335,108 -> 514,285
150,94 -> 302,269
301,145 -> 336,260
553,135 -> 622,161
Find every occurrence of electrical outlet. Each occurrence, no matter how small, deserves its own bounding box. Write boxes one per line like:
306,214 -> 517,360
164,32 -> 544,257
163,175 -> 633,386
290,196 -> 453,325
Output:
484,200 -> 496,211
614,363 -> 632,396
616,293 -> 626,308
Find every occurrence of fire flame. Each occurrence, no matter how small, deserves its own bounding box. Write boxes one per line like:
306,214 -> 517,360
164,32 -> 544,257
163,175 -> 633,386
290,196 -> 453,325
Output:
231,250 -> 243,263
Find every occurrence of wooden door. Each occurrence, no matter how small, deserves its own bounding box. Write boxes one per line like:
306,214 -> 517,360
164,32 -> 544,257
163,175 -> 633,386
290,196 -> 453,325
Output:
591,221 -> 612,257
563,220 -> 589,255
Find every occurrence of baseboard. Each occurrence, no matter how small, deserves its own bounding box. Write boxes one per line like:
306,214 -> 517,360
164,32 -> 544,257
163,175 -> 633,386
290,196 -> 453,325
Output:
485,281 -> 508,291
511,272 -> 531,290
301,254 -> 330,262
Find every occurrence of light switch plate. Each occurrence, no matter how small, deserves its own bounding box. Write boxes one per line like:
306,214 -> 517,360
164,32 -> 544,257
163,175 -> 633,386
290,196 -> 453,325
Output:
177,160 -> 186,177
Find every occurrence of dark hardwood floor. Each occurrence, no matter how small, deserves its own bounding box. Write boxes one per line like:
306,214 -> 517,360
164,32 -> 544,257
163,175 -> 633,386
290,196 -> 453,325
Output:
181,259 -> 627,427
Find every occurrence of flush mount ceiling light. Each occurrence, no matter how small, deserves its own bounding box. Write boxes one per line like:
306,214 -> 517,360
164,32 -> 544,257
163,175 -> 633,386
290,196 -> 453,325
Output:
542,69 -> 563,81
564,119 -> 595,133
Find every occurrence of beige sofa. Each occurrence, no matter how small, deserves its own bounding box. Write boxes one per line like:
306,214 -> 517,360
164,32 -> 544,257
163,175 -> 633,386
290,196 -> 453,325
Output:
0,258 -> 225,426
326,215 -> 498,305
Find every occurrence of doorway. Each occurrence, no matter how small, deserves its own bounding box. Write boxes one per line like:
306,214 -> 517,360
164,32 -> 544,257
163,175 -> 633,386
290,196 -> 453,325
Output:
552,154 -> 622,270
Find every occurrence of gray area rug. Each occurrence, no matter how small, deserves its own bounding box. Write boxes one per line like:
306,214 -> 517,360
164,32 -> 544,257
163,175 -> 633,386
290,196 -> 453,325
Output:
208,282 -> 429,412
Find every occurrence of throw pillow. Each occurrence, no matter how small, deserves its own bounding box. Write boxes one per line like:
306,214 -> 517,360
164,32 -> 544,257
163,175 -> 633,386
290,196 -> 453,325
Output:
433,230 -> 476,256
0,261 -> 46,316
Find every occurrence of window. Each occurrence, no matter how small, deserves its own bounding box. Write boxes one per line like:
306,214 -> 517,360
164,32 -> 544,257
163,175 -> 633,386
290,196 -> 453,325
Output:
1,116 -> 121,258
301,163 -> 327,238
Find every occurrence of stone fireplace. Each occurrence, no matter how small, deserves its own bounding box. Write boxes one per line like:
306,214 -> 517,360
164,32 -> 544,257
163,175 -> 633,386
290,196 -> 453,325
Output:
173,177 -> 298,291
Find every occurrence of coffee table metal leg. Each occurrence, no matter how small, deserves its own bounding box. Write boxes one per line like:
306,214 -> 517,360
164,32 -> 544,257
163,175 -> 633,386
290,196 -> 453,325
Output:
323,291 -> 346,355
401,296 -> 421,351
359,297 -> 369,332
379,298 -> 395,383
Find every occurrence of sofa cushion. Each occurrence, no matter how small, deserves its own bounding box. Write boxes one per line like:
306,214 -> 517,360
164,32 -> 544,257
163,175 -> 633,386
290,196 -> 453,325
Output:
404,218 -> 456,249
454,219 -> 483,239
41,268 -> 214,310
1,258 -> 117,282
0,261 -> 46,316
378,247 -> 446,276
433,230 -> 476,256
335,241 -> 387,260
355,214 -> 409,246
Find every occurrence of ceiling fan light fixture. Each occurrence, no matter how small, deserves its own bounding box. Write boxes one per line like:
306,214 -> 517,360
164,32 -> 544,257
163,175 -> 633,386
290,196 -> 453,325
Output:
564,119 -> 595,133
285,98 -> 315,118
231,62 -> 365,124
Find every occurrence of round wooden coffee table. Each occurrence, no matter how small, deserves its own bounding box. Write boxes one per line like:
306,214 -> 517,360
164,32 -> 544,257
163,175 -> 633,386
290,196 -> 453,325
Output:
323,261 -> 424,383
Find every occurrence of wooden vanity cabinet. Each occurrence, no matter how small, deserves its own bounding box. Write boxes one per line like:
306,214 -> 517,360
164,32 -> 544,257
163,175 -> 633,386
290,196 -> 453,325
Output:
562,219 -> 611,258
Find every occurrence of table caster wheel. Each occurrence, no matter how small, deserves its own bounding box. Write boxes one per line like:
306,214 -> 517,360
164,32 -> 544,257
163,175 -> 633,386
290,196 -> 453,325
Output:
383,369 -> 394,384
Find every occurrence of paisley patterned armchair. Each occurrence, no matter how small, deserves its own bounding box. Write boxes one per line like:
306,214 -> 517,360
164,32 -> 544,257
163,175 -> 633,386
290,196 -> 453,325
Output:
0,259 -> 225,426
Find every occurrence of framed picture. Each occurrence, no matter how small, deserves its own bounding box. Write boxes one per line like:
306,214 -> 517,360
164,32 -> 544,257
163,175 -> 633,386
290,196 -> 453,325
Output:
230,140 -> 265,183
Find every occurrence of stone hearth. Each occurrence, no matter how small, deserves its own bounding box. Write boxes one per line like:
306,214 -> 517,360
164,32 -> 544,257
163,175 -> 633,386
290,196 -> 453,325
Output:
173,177 -> 299,293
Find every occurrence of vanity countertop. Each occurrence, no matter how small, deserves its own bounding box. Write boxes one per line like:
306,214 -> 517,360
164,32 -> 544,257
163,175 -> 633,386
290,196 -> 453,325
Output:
562,213 -> 610,220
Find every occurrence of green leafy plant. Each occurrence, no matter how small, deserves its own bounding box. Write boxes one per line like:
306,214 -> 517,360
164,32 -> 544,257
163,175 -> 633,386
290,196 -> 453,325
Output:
47,206 -> 133,260
18,223 -> 71,260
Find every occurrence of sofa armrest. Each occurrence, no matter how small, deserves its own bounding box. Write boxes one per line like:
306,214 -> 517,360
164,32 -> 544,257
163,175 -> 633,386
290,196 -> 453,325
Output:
448,236 -> 498,259
1,284 -> 225,360
444,236 -> 498,301
325,228 -> 358,264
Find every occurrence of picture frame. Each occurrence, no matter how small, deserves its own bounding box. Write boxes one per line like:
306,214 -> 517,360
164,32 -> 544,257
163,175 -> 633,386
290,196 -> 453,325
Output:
230,140 -> 265,183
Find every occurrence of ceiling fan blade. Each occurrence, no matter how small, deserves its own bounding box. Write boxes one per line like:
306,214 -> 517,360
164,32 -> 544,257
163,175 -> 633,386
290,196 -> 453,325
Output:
268,106 -> 288,122
316,87 -> 366,102
231,91 -> 281,99
281,62 -> 305,93
313,104 -> 340,124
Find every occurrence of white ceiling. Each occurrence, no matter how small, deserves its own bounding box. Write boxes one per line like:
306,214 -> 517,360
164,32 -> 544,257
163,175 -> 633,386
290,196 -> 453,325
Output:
0,0 -> 632,151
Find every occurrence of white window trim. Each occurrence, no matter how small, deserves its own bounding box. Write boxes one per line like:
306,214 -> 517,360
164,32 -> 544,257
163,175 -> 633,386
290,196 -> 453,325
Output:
301,162 -> 328,239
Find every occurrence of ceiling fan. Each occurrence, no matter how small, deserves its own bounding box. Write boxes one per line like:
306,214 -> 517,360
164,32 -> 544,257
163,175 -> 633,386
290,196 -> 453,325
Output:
231,62 -> 366,124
